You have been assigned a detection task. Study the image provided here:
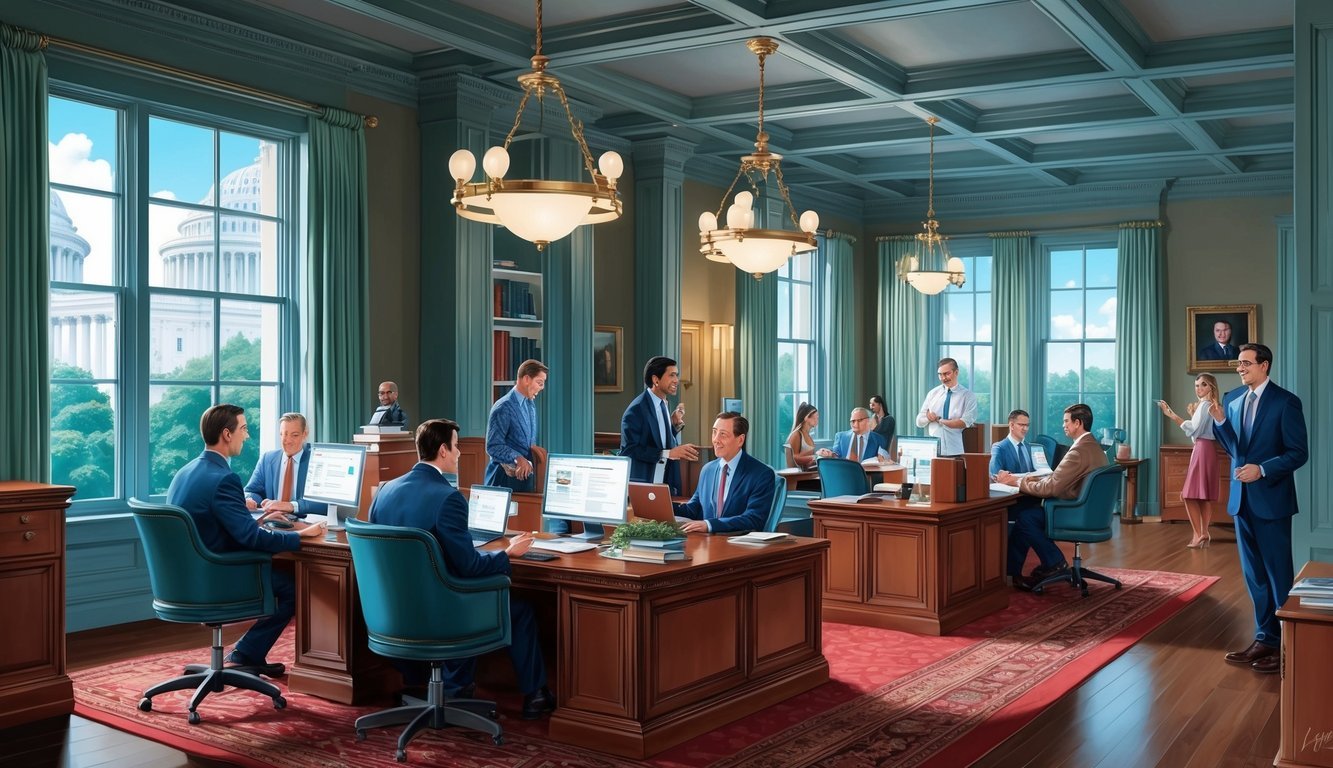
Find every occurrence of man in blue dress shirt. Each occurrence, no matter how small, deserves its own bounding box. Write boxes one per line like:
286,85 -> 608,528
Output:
620,356 -> 700,496
484,359 -> 547,492
676,412 -> 777,534
167,404 -> 326,669
243,412 -> 326,518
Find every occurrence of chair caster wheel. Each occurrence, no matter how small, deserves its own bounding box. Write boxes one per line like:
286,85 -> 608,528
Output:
355,729 -> 366,742
273,696 -> 287,710
188,711 -> 201,725
492,735 -> 503,746
138,698 -> 152,712
1032,586 -> 1044,595
489,709 -> 498,720
396,749 -> 407,762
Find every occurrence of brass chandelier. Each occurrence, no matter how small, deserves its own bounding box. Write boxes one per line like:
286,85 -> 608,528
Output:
697,38 -> 819,279
898,116 -> 965,294
448,0 -> 623,251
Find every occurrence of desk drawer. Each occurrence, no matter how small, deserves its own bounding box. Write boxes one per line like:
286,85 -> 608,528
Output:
0,510 -> 59,557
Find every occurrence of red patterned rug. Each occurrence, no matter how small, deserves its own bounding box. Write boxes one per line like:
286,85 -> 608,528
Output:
73,567 -> 1214,767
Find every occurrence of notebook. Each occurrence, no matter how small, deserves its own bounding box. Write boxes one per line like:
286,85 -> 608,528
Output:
467,485 -> 513,547
627,482 -> 677,523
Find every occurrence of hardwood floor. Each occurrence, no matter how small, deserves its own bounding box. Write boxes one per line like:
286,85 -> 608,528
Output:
0,521 -> 1281,767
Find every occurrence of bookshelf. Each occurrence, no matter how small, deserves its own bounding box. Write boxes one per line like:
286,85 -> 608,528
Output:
492,265 -> 543,394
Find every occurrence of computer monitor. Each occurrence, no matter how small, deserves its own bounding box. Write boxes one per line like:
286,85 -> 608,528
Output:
301,442 -> 369,531
541,453 -> 631,541
897,436 -> 941,486
722,397 -> 743,414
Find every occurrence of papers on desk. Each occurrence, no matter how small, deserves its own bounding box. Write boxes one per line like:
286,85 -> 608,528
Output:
727,531 -> 789,546
990,483 -> 1021,496
530,539 -> 598,554
872,482 -> 901,493
862,459 -> 903,470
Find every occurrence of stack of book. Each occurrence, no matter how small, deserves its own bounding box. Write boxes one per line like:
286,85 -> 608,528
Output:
617,537 -> 688,563
1289,576 -> 1333,609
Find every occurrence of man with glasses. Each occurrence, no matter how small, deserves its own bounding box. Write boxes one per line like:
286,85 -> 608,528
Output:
915,357 -> 978,455
369,380 -> 408,427
818,407 -> 887,462
1210,344 -> 1308,675
989,409 -> 1059,586
167,404 -> 327,672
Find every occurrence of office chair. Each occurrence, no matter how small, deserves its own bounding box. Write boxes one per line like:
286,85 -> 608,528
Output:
817,456 -> 869,498
345,518 -> 510,761
758,473 -> 813,537
127,498 -> 287,724
1029,464 -> 1126,597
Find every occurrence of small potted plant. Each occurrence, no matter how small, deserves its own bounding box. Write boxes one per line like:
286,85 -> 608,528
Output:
609,520 -> 685,554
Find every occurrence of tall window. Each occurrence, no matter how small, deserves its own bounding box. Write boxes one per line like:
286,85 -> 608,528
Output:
938,251 -> 993,424
48,92 -> 297,504
777,251 -> 816,439
1044,243 -> 1117,439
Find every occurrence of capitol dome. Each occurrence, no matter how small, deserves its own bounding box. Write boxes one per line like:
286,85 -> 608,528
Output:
159,159 -> 265,292
50,190 -> 91,282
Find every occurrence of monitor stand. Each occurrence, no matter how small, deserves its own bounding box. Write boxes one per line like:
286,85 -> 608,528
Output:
569,523 -> 605,542
327,504 -> 347,532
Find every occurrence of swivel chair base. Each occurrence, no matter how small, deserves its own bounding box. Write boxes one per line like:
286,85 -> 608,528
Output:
355,662 -> 502,762
137,624 -> 287,724
1031,542 -> 1122,598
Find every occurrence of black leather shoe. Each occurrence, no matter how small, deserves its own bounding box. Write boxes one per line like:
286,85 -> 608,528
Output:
1030,562 -> 1069,581
1225,640 -> 1277,665
225,651 -> 285,678
1252,655 -> 1280,674
521,687 -> 556,720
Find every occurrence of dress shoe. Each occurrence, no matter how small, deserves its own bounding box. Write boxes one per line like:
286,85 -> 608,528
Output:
1252,655 -> 1280,674
225,651 -> 285,677
521,686 -> 556,720
1029,562 -> 1069,581
1224,640 -> 1277,665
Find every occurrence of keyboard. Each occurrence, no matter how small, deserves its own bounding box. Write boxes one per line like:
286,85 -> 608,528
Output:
530,539 -> 598,554
518,551 -> 559,562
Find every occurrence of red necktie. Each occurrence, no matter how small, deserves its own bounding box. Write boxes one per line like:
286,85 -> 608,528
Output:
279,456 -> 294,503
713,464 -> 728,519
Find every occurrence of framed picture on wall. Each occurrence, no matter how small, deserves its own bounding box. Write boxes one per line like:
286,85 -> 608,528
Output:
593,325 -> 623,393
1187,304 -> 1257,373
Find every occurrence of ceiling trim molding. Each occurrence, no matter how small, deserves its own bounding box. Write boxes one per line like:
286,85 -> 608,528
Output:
864,178 -> 1168,222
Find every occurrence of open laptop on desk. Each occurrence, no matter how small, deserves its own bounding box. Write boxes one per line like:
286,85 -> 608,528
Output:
467,485 -> 512,547
627,482 -> 679,523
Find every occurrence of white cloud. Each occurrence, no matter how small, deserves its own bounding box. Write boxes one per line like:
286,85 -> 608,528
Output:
50,135 -> 115,284
1051,314 -> 1083,339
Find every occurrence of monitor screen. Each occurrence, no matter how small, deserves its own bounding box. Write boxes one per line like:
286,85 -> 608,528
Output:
302,443 -> 368,509
897,436 -> 941,485
541,454 -> 631,526
467,485 -> 512,535
722,397 -> 743,414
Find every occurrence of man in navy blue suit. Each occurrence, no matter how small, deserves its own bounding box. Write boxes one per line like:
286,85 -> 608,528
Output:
1210,344 -> 1308,674
989,409 -> 1063,585
619,356 -> 700,495
369,419 -> 555,719
675,412 -> 777,534
167,404 -> 327,670
817,407 -> 887,462
1198,320 -> 1240,361
243,412 -> 326,518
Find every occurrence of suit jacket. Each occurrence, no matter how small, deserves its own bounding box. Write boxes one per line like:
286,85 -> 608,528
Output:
619,389 -> 682,494
830,430 -> 886,461
484,387 -> 538,487
368,463 -> 510,578
167,450 -> 300,555
1018,433 -> 1107,500
243,443 -> 327,517
675,451 -> 776,534
371,402 -> 407,426
1199,342 -> 1239,360
1211,382 -> 1308,519
989,439 -> 1043,511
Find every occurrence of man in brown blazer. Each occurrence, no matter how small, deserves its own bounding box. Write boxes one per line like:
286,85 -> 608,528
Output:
995,403 -> 1107,588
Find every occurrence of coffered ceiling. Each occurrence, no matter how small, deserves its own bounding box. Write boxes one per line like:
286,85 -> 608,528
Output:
165,0 -> 1295,214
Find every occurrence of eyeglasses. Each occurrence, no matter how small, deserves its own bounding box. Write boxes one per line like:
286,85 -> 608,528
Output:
850,417 -> 868,424
1235,360 -> 1259,369
937,370 -> 956,378
1012,422 -> 1030,428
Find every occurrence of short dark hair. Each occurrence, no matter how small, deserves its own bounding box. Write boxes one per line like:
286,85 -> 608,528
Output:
200,404 -> 244,446
1007,409 -> 1030,422
415,418 -> 460,462
516,359 -> 548,380
1241,342 -> 1272,368
937,357 -> 958,371
716,411 -> 749,447
1213,319 -> 1232,329
643,356 -> 677,388
1064,403 -> 1094,432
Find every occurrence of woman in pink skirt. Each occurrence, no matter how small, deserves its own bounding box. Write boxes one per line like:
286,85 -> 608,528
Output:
1157,373 -> 1221,548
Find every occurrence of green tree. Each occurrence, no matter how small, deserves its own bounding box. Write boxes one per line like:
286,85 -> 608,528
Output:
50,363 -> 115,499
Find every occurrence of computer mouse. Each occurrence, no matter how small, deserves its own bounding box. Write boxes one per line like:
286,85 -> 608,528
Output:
264,519 -> 294,529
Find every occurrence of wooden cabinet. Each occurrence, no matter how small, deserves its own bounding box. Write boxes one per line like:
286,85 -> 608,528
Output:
1276,562 -> 1333,768
0,482 -> 75,728
1158,444 -> 1230,523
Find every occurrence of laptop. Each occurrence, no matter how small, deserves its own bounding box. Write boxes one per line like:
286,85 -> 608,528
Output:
627,482 -> 679,523
467,485 -> 513,547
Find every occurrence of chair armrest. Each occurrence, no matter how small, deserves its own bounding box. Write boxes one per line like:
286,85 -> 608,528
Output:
449,574 -> 512,593
199,549 -> 273,568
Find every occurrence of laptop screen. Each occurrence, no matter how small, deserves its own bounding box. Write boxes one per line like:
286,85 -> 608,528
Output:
467,485 -> 512,535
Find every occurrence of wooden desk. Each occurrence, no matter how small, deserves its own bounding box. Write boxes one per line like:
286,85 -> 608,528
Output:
807,494 -> 1013,635
1276,561 -> 1333,768
285,533 -> 829,759
1115,457 -> 1146,523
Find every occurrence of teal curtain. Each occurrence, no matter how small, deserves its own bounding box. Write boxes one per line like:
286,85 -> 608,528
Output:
822,233 -> 857,428
1115,221 -> 1164,517
877,238 -> 928,437
991,233 -> 1036,418
736,272 -> 778,467
0,27 -> 50,481
307,108 -> 370,443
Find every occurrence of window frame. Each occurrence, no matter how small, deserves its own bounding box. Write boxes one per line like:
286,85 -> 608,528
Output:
928,236 -> 993,425
776,247 -> 824,440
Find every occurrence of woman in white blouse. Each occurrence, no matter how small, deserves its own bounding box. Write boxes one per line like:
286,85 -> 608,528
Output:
1157,373 -> 1221,548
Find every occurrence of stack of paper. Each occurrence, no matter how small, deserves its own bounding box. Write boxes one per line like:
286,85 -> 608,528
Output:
1290,577 -> 1333,609
531,539 -> 598,554
728,531 -> 789,545
989,483 -> 1020,496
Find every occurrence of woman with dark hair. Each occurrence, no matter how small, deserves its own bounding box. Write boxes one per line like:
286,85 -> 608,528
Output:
1157,373 -> 1221,548
785,402 -> 819,469
868,395 -> 896,460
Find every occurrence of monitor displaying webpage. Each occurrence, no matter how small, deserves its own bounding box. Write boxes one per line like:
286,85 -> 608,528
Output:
303,443 -> 368,508
542,454 -> 631,524
898,436 -> 940,486
468,486 -> 511,533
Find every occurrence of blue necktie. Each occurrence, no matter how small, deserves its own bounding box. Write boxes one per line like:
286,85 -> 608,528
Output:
1018,442 -> 1030,473
711,464 -> 727,520
1242,392 -> 1257,445
659,399 -> 672,448
941,388 -> 953,421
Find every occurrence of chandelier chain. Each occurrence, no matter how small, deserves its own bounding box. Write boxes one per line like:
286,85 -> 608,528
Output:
926,116 -> 937,220
535,0 -> 543,58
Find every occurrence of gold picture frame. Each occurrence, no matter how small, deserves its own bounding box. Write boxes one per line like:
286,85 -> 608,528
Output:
593,325 -> 623,393
1187,304 -> 1257,373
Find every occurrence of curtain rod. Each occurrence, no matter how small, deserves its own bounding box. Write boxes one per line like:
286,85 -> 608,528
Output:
874,220 -> 1162,242
39,34 -> 378,128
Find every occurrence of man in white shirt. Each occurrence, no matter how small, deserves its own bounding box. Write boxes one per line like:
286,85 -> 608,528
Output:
915,357 -> 978,455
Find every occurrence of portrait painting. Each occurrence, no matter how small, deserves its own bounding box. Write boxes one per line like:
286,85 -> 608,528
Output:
593,325 -> 623,393
1187,304 -> 1257,373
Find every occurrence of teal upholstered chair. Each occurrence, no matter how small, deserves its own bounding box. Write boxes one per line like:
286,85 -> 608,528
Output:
127,498 -> 287,724
761,474 -> 788,532
817,456 -> 869,498
345,518 -> 511,761
1029,464 -> 1126,597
